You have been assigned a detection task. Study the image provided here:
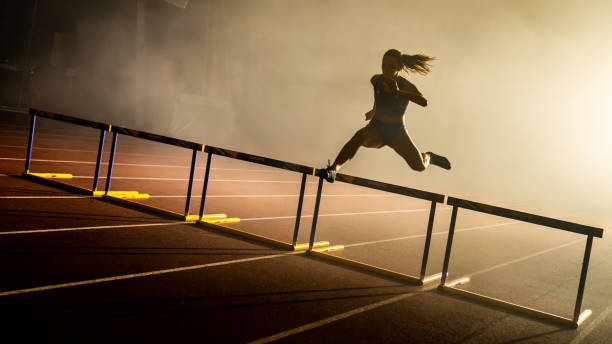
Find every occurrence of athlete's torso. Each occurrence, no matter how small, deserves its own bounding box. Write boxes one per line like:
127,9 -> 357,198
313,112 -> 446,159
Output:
373,75 -> 410,119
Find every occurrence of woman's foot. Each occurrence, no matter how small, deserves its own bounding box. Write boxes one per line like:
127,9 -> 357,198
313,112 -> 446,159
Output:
426,152 -> 451,170
320,160 -> 337,183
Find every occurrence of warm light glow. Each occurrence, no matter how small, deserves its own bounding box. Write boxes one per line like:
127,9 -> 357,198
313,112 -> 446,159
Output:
294,241 -> 330,250
422,273 -> 443,283
577,309 -> 593,326
313,245 -> 344,253
445,277 -> 470,288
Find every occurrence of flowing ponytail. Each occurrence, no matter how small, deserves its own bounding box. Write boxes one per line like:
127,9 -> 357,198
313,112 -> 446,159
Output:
384,49 -> 435,75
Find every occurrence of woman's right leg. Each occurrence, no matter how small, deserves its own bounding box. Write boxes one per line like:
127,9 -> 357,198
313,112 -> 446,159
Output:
332,124 -> 384,171
389,129 -> 430,172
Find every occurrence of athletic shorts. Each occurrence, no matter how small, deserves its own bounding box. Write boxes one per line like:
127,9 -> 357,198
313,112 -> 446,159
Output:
370,118 -> 405,146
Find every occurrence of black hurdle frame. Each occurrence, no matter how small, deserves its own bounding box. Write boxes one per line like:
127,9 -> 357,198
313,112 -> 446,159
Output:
24,109 -> 111,195
306,171 -> 446,284
203,145 -> 318,247
439,196 -> 603,327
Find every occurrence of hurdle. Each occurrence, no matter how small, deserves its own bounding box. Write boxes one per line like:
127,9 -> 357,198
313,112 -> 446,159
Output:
100,124 -> 209,221
199,145 -> 334,251
438,196 -> 604,328
21,109 -> 230,222
22,109 -> 146,198
306,171 -> 447,285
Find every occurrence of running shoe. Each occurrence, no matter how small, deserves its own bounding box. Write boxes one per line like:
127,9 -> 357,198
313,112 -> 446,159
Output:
426,152 -> 451,170
320,160 -> 336,183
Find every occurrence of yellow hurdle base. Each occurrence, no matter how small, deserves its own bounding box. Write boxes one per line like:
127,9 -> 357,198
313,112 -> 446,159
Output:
28,172 -> 72,179
202,218 -> 240,224
312,245 -> 344,253
93,190 -> 139,197
93,190 -> 148,199
185,214 -> 228,221
293,241 -> 330,251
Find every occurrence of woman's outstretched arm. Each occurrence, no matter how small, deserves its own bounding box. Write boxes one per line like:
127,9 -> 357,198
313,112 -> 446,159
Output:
384,78 -> 428,107
395,81 -> 428,107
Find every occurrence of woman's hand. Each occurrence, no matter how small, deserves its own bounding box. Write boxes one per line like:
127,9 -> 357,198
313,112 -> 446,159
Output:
365,109 -> 375,121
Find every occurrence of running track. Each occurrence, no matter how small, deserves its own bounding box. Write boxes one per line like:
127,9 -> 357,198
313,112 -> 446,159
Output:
0,111 -> 610,343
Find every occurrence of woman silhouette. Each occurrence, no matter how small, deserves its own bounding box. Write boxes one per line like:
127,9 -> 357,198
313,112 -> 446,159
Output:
321,49 -> 451,183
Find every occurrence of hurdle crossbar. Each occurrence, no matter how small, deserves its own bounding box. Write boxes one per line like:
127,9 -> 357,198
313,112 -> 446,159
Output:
447,197 -> 603,238
110,125 -> 203,151
335,173 -> 445,203
30,108 -> 109,131
204,145 -> 317,175
439,196 -> 604,328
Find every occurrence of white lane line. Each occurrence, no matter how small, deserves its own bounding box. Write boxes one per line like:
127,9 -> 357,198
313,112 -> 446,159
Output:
0,129 -> 93,139
0,195 -> 90,199
0,221 -> 189,235
1,134 -> 98,142
570,302 -> 612,344
248,291 -> 421,344
0,193 -> 401,199
241,208 -> 452,222
0,252 -> 293,297
150,194 -> 404,199
0,145 -> 183,159
71,176 -> 311,183
0,106 -> 28,113
248,229 -> 589,343
467,238 -> 584,278
0,157 -> 267,171
343,221 -> 517,248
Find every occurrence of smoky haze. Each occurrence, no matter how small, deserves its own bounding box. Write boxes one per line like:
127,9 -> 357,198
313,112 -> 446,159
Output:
24,0 -> 612,228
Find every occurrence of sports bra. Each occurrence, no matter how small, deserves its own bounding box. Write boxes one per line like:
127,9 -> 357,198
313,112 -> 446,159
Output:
373,75 -> 410,118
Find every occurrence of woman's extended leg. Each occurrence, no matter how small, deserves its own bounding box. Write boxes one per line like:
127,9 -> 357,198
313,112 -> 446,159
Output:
390,130 -> 451,171
321,124 -> 384,182
389,130 -> 430,171
332,124 -> 384,170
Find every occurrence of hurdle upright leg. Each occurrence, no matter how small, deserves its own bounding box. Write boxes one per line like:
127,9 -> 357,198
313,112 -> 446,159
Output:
420,200 -> 437,280
292,172 -> 307,246
184,148 -> 198,217
573,234 -> 594,324
198,152 -> 213,219
439,205 -> 458,287
307,177 -> 324,251
25,113 -> 37,173
104,132 -> 118,194
92,129 -> 106,191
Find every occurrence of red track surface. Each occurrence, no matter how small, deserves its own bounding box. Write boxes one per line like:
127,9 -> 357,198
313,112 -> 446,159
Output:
0,111 -> 610,343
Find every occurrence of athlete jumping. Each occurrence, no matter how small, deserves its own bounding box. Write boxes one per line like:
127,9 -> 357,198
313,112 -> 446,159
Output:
321,49 -> 451,183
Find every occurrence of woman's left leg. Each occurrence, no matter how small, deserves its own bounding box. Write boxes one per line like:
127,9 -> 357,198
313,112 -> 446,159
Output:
389,129 -> 430,172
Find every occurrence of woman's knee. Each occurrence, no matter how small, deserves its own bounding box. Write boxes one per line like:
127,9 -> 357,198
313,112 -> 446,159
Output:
398,149 -> 426,171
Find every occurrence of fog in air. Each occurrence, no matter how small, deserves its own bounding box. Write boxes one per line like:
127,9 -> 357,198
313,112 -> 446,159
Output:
24,0 -> 612,227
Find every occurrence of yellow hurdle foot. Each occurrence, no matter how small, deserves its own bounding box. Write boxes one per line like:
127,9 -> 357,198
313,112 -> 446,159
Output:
118,193 -> 149,199
203,217 -> 240,224
294,241 -> 330,251
185,214 -> 227,221
312,245 -> 344,253
28,172 -> 72,179
93,190 -> 140,197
